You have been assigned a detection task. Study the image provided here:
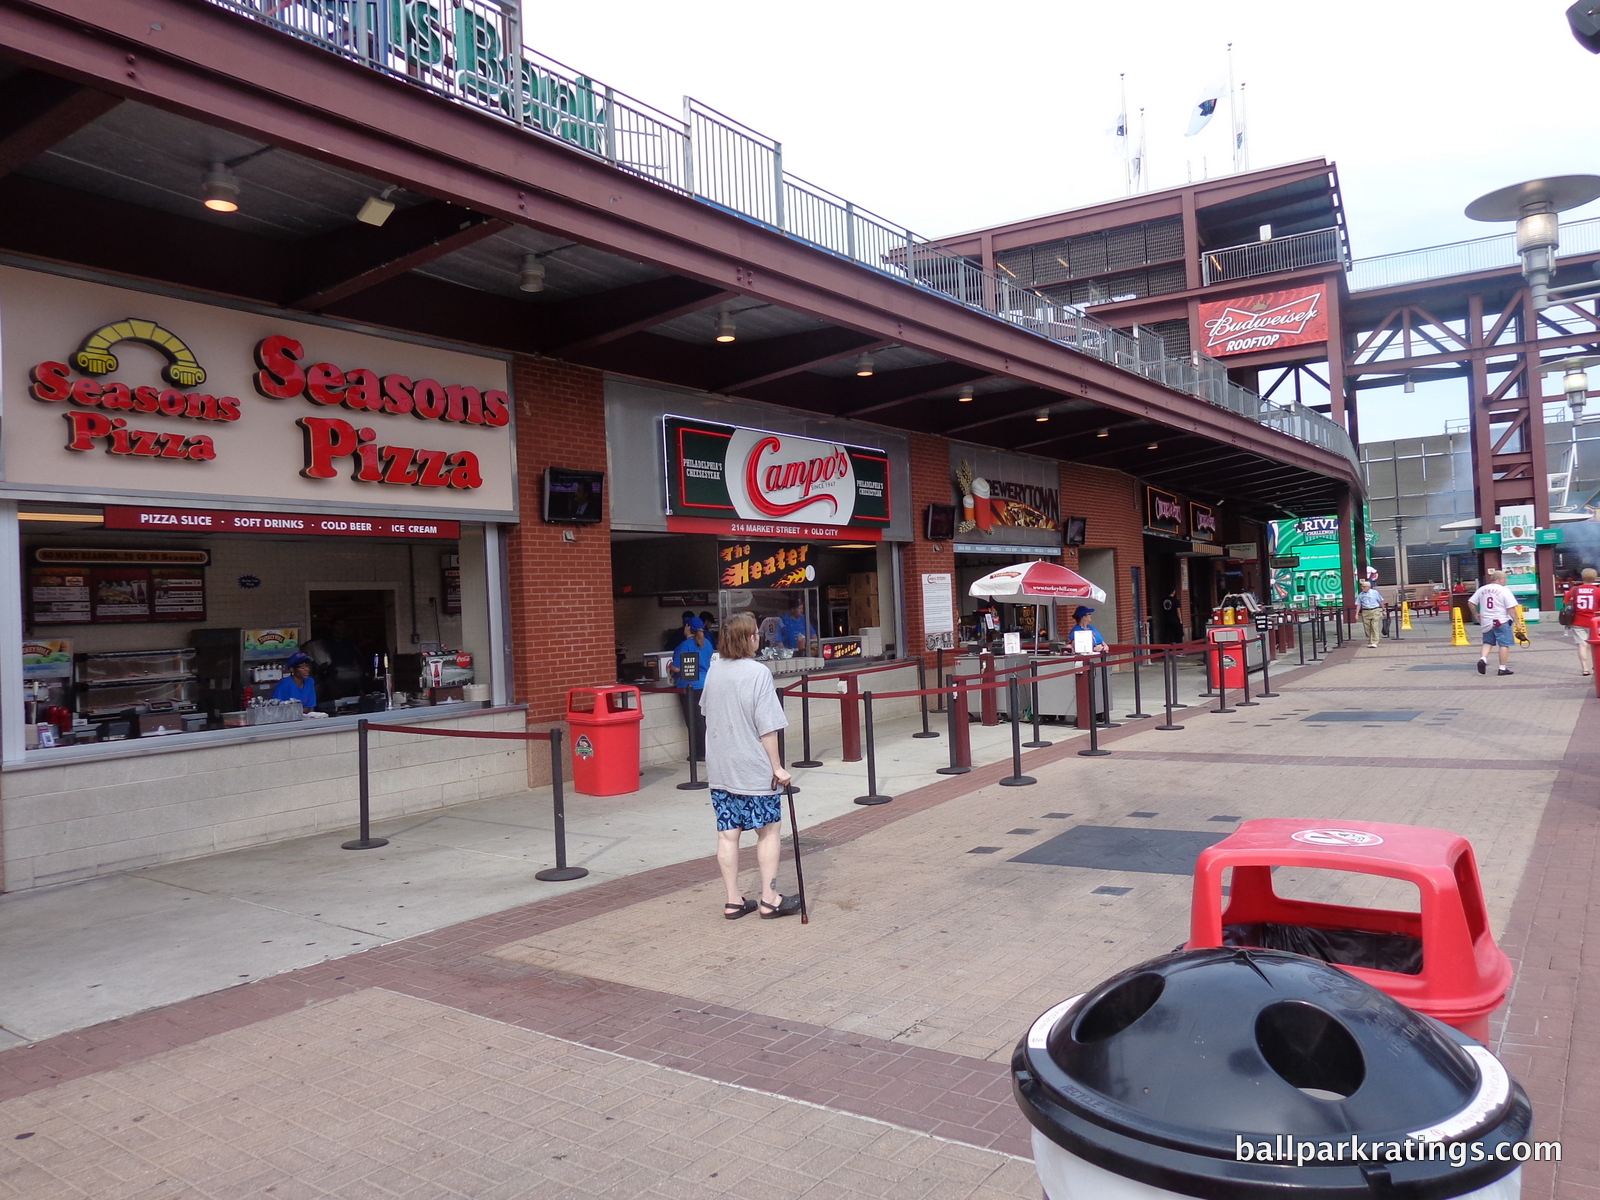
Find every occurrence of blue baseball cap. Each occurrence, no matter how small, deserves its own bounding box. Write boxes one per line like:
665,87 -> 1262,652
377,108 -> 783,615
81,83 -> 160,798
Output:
1072,606 -> 1095,619
287,651 -> 311,667
686,616 -> 705,631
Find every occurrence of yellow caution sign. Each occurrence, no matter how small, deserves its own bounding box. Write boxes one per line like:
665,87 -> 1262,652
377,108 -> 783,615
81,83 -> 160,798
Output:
1451,605 -> 1469,646
1400,601 -> 1412,631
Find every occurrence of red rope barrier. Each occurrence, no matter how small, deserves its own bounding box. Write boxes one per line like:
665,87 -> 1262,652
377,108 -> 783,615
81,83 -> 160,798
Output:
361,723 -> 553,741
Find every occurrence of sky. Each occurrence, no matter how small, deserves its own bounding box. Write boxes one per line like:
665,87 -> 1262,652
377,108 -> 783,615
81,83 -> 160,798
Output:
521,1 -> 1600,440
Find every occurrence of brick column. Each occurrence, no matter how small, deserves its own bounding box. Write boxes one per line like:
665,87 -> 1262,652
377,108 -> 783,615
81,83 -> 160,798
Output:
506,358 -> 615,752
899,432 -> 957,666
1059,463 -> 1145,643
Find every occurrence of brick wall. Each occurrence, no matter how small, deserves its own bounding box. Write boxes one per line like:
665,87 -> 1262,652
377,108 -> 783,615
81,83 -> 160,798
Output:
899,432 -> 959,665
1059,462 -> 1145,643
506,358 -> 615,729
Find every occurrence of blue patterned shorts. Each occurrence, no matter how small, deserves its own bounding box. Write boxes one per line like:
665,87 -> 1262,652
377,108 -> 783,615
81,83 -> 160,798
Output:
710,789 -> 782,832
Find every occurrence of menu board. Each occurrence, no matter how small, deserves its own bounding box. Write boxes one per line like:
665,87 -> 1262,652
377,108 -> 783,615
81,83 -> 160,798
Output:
30,565 -> 206,624
91,568 -> 152,622
29,567 -> 92,624
153,568 -> 207,620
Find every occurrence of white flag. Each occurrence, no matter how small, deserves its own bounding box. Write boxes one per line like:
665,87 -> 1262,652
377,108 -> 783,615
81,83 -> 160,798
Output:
1185,79 -> 1224,136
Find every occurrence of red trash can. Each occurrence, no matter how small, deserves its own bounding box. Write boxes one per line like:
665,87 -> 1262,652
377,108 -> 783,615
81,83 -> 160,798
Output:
1206,625 -> 1247,690
1187,818 -> 1513,1041
565,685 -> 643,796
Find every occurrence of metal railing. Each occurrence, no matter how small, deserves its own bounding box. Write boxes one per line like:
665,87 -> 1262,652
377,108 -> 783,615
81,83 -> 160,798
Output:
207,0 -> 1356,468
1348,216 -> 1600,292
1201,227 -> 1347,285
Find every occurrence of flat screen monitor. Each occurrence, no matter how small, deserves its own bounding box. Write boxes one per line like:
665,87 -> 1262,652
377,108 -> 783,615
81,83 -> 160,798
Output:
1063,516 -> 1087,546
924,504 -> 957,541
543,467 -> 605,524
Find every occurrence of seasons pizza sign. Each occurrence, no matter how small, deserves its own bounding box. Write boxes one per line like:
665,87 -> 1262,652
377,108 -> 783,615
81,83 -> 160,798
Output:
663,415 -> 891,539
0,266 -> 515,517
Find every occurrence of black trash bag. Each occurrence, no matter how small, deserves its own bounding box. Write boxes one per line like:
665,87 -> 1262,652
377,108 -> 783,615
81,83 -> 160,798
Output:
1223,921 -> 1424,975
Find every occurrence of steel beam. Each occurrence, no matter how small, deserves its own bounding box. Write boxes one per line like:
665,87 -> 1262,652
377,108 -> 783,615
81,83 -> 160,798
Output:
539,276 -> 735,356
292,202 -> 506,310
0,68 -> 120,178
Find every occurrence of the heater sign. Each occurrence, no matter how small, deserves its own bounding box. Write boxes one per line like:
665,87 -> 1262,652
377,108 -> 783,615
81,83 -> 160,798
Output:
1198,285 -> 1328,356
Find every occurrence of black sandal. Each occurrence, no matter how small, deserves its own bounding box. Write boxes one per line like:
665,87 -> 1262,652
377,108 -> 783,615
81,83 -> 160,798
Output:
759,895 -> 802,920
724,898 -> 757,920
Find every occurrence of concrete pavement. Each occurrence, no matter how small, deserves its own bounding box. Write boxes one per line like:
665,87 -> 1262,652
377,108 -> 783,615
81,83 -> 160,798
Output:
6,615 -> 1595,1198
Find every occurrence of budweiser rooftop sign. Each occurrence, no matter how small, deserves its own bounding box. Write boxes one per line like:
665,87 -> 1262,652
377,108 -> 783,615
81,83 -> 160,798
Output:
1198,285 -> 1329,357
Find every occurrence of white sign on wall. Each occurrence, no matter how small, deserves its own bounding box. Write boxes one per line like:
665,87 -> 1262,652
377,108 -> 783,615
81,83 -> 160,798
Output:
921,572 -> 955,651
0,266 -> 516,519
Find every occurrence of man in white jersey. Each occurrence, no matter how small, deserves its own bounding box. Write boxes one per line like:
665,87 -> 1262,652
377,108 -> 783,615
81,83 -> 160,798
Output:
1468,569 -> 1522,676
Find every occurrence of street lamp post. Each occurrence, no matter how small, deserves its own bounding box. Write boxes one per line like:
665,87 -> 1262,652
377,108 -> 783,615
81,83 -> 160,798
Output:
1465,176 -> 1600,310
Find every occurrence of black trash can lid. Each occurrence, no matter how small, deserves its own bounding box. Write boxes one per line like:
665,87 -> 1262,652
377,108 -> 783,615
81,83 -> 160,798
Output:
1013,948 -> 1531,1198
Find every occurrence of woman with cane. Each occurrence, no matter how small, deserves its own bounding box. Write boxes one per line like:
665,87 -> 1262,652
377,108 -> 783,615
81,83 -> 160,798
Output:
701,613 -> 803,920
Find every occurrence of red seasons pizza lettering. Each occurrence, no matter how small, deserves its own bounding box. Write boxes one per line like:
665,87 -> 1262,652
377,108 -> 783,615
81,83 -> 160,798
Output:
254,337 -> 509,427
298,416 -> 482,490
62,411 -> 216,461
30,360 -> 241,422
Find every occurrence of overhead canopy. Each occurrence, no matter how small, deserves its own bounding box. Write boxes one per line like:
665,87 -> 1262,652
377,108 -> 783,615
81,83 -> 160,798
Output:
968,560 -> 1107,602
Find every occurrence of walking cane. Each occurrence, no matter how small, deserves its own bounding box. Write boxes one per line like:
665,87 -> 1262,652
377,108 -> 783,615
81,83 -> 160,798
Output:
784,783 -> 809,924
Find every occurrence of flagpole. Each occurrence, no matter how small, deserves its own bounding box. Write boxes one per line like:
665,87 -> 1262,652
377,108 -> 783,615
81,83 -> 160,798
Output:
1120,73 -> 1132,195
1227,43 -> 1239,174
1237,81 -> 1250,172
1136,107 -> 1147,193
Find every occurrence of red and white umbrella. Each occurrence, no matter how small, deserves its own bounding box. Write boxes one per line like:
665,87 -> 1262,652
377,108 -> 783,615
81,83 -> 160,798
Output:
967,560 -> 1106,602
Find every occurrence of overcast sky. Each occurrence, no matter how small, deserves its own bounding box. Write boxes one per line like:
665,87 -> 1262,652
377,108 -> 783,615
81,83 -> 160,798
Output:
525,1 -> 1600,440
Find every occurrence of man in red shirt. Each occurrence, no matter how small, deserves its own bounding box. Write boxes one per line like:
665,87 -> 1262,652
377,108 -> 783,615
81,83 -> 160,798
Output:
1564,567 -> 1600,676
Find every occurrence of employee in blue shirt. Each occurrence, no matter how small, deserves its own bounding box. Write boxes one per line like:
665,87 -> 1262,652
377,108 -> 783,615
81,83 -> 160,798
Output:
272,651 -> 317,711
1069,606 -> 1107,653
671,618 -> 715,761
779,598 -> 816,650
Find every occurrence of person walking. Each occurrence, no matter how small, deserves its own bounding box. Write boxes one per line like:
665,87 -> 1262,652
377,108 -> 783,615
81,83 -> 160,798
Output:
1468,569 -> 1522,676
700,613 -> 802,921
1356,579 -> 1385,648
1563,567 -> 1600,676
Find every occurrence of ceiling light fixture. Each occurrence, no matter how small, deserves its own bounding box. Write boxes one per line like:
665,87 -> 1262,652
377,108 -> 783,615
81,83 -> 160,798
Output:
1403,374 -> 1415,394
854,352 -> 875,378
201,162 -> 241,213
1147,441 -> 1159,449
519,254 -> 547,293
958,384 -> 974,402
1096,427 -> 1109,437
715,304 -> 737,343
357,186 -> 398,227
1035,409 -> 1050,422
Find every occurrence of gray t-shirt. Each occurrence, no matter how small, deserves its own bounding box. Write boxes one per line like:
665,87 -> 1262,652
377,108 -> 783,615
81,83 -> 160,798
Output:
699,657 -> 789,795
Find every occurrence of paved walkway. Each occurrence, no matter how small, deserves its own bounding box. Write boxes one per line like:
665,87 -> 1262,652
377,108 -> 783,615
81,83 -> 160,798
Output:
3,617 -> 1595,1199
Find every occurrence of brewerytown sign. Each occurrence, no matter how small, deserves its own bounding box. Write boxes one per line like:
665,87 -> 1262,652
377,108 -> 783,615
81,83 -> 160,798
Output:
663,415 -> 891,539
1197,284 -> 1328,357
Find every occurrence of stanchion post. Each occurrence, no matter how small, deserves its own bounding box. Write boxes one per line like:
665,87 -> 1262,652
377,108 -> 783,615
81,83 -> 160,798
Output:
852,692 -> 892,805
1024,661 -> 1052,748
1256,630 -> 1279,698
1297,618 -> 1306,666
1156,649 -> 1183,731
1235,640 -> 1258,706
341,717 -> 390,850
937,674 -> 972,775
1213,645 -> 1236,714
934,648 -> 946,712
676,689 -> 708,791
774,727 -> 799,793
1077,669 -> 1109,756
535,727 -> 587,881
792,681 -> 822,768
1096,660 -> 1122,727
913,659 -> 939,738
1000,678 -> 1038,784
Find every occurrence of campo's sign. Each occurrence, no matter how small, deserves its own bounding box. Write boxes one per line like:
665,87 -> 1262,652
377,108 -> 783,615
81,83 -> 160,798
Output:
663,415 -> 890,539
0,267 -> 515,518
1198,284 -> 1328,357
